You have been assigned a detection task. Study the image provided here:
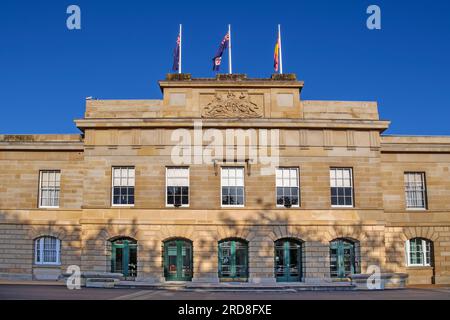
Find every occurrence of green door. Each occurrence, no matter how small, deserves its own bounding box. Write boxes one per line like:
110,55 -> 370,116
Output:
275,239 -> 302,282
330,239 -> 358,279
164,240 -> 193,281
111,238 -> 137,278
218,240 -> 248,281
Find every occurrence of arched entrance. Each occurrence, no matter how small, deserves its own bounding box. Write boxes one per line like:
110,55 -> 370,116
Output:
330,238 -> 360,278
218,239 -> 248,281
111,237 -> 137,279
275,239 -> 303,282
163,239 -> 193,281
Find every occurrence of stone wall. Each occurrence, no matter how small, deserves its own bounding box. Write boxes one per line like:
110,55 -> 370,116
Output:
0,150 -> 84,210
385,226 -> 450,284
0,221 -> 81,281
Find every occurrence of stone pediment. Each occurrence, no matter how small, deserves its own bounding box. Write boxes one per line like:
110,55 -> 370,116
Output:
201,91 -> 263,119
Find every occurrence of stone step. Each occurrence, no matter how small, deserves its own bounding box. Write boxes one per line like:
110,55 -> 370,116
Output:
116,281 -> 356,292
86,278 -> 119,288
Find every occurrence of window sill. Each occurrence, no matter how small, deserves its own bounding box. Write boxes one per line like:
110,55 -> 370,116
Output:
33,264 -> 61,268
276,206 -> 300,209
38,207 -> 60,209
165,205 -> 190,208
221,206 -> 245,209
406,208 -> 428,212
331,206 -> 355,209
406,266 -> 433,270
111,205 -> 135,208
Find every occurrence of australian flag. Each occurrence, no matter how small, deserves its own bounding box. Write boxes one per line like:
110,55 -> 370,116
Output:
172,34 -> 181,72
212,33 -> 229,71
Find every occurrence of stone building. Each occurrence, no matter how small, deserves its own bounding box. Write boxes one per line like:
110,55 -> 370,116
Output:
0,74 -> 449,286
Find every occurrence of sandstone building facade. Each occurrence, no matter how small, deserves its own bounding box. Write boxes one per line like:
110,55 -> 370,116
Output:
1,74 -> 449,285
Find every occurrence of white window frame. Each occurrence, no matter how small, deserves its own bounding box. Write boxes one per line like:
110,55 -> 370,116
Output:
275,167 -> 300,208
406,238 -> 432,267
34,236 -> 61,265
404,172 -> 427,210
111,166 -> 135,207
330,167 -> 354,208
220,167 -> 245,208
38,170 -> 61,209
165,167 -> 190,208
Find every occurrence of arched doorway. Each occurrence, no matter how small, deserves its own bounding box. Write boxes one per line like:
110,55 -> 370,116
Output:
218,239 -> 248,281
275,239 -> 303,282
163,239 -> 193,281
330,238 -> 360,279
111,237 -> 137,279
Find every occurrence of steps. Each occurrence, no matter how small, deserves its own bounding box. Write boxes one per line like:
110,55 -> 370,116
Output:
116,281 -> 356,292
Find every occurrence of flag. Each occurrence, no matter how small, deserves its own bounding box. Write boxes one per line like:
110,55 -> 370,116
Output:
274,36 -> 280,72
172,33 -> 181,72
212,32 -> 230,71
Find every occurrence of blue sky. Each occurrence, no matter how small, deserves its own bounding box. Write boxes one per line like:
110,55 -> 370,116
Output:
0,0 -> 449,135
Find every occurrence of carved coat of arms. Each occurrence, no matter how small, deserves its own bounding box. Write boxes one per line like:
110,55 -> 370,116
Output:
202,91 -> 263,118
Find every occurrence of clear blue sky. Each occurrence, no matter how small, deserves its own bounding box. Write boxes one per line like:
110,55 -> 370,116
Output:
1,0 -> 449,135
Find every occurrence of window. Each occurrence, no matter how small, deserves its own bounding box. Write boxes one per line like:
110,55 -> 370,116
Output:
404,172 -> 427,209
35,236 -> 61,265
406,238 -> 432,267
276,168 -> 300,207
39,170 -> 61,208
330,168 -> 354,207
112,167 -> 135,206
166,167 -> 189,207
221,167 -> 245,207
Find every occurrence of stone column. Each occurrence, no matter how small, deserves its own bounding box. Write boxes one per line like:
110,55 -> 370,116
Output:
303,241 -> 332,284
248,234 -> 276,284
192,233 -> 219,283
136,238 -> 164,283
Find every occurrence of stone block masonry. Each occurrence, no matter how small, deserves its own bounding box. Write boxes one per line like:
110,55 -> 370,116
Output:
1,74 -> 449,285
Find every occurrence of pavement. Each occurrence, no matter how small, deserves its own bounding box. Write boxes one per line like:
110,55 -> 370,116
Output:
0,283 -> 449,300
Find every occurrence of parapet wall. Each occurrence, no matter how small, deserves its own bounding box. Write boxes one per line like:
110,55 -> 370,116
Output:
302,101 -> 379,121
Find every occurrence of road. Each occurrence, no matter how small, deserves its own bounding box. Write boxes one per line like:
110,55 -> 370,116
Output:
0,284 -> 449,300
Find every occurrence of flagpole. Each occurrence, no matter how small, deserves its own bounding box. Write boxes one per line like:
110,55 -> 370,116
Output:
228,24 -> 232,74
278,24 -> 283,74
179,24 -> 182,74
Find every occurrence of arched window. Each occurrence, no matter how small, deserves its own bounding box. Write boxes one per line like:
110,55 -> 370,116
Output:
406,238 -> 433,267
330,238 -> 360,278
34,236 -> 61,265
218,239 -> 248,281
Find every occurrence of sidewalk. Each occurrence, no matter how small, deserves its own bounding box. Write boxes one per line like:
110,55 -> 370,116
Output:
4,279 -> 443,292
0,279 -> 355,291
0,279 -> 65,286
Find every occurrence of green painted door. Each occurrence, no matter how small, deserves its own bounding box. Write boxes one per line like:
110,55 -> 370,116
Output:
275,240 -> 302,282
330,239 -> 357,278
111,239 -> 137,278
218,240 -> 248,281
164,240 -> 193,281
